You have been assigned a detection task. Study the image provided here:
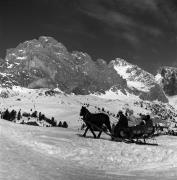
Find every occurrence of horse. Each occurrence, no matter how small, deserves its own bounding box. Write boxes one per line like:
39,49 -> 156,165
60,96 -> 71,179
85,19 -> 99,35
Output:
80,106 -> 112,138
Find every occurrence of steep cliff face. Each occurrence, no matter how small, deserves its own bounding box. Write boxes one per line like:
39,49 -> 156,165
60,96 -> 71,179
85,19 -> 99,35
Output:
0,36 -> 168,102
109,58 -> 168,103
156,66 -> 177,96
2,36 -> 126,94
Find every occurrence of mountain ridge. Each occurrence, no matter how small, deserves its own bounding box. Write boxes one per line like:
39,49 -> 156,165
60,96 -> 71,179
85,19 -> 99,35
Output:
0,36 -> 168,103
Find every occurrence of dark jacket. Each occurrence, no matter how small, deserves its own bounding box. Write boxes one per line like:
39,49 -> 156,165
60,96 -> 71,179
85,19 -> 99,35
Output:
145,115 -> 153,127
117,114 -> 128,128
145,119 -> 153,127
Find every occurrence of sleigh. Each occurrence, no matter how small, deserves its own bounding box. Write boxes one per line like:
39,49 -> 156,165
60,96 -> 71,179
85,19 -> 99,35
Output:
79,106 -> 158,146
112,124 -> 158,146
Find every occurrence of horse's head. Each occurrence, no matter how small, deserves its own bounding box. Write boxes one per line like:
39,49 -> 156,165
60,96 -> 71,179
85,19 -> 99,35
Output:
80,106 -> 88,117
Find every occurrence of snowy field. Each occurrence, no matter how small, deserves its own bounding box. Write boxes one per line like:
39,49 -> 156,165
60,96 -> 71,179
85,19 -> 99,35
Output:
2,120 -> 177,180
1,87 -> 177,179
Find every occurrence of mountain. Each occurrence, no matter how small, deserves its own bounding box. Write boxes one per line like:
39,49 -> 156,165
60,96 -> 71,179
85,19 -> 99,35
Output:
0,36 -> 168,102
2,36 -> 127,94
156,66 -> 177,96
109,58 -> 168,102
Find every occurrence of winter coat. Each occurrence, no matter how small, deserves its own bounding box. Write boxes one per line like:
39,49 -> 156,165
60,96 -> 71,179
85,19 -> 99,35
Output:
145,119 -> 153,127
116,114 -> 128,128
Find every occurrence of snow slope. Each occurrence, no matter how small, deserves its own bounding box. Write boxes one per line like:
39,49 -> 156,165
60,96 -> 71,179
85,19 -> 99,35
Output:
92,88 -> 140,101
0,87 -> 150,127
2,119 -> 177,180
1,87 -> 177,179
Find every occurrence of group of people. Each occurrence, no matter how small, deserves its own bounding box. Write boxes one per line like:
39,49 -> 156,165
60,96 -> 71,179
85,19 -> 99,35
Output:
112,110 -> 153,138
115,110 -> 153,129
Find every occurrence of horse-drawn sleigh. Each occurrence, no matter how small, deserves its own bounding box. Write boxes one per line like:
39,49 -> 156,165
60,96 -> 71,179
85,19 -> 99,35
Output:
80,106 -> 157,146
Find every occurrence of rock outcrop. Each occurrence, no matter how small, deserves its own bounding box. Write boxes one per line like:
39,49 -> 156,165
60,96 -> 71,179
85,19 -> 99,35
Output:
0,36 -> 168,102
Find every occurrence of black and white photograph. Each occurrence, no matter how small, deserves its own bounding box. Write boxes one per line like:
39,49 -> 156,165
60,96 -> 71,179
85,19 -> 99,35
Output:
1,0 -> 177,179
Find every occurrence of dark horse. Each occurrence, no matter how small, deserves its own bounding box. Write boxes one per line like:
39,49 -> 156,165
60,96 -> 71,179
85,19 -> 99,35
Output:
80,106 -> 112,138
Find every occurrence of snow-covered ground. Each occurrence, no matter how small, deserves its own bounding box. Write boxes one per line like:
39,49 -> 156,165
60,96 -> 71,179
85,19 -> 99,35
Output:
2,119 -> 177,180
1,87 -> 177,179
0,86 -> 149,127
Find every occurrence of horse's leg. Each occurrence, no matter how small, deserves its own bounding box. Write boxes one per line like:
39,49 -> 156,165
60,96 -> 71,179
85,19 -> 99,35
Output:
89,127 -> 97,138
97,130 -> 102,138
83,127 -> 89,137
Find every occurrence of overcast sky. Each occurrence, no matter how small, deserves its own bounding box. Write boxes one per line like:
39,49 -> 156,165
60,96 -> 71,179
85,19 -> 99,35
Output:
0,0 -> 177,73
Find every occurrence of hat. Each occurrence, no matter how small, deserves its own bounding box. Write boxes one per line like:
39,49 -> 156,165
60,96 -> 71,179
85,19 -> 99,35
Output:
118,110 -> 123,115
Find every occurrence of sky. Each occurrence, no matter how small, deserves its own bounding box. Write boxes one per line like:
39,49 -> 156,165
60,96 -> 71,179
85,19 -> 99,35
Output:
0,0 -> 177,74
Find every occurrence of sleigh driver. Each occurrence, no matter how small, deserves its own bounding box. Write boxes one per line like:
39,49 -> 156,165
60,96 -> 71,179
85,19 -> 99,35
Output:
112,111 -> 129,138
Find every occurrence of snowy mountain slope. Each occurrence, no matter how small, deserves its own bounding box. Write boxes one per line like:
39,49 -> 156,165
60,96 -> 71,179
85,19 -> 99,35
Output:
167,95 -> 177,109
109,58 -> 168,103
2,36 -> 126,95
110,58 -> 155,92
155,73 -> 163,84
0,36 -> 168,102
92,88 -> 140,102
0,72 -> 18,87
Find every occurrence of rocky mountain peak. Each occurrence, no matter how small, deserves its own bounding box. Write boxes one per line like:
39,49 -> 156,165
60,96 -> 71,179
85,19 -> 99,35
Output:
0,36 -> 168,102
156,66 -> 177,96
110,58 -> 131,67
1,37 -> 127,94
109,58 -> 156,91
108,57 -> 168,103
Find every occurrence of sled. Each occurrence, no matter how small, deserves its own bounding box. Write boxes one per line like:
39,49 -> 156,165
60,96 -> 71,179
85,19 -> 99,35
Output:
79,106 -> 158,146
79,120 -> 158,146
112,125 -> 158,146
